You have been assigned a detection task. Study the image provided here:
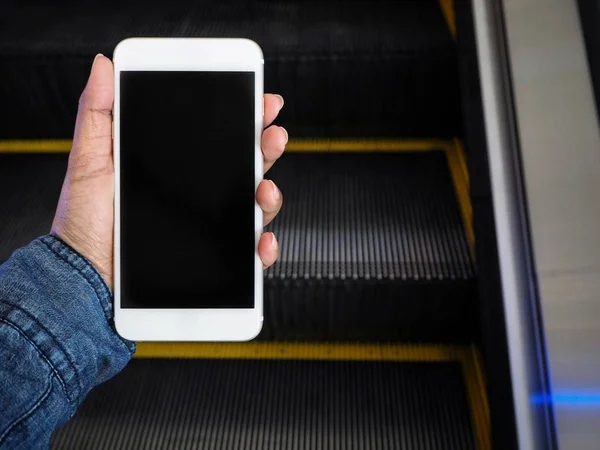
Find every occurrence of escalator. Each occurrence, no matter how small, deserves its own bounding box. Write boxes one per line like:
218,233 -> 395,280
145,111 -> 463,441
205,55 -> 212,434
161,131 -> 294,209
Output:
0,0 -> 514,448
51,348 -> 486,449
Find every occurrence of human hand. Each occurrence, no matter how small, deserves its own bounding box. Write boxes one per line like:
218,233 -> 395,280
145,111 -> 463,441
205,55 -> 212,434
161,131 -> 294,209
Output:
51,54 -> 286,289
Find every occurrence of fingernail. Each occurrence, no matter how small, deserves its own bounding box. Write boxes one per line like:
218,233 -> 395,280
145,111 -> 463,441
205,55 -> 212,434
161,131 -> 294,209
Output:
270,233 -> 278,250
93,53 -> 104,65
280,126 -> 289,144
271,180 -> 281,201
275,94 -> 284,110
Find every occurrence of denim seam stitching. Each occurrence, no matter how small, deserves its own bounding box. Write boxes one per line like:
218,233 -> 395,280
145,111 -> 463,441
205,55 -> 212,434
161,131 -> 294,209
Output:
0,317 -> 70,402
0,373 -> 54,445
0,299 -> 83,404
39,238 -> 134,356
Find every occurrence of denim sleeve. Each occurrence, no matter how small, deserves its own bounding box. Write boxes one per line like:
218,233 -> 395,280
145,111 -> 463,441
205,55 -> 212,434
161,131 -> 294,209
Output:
0,236 -> 135,449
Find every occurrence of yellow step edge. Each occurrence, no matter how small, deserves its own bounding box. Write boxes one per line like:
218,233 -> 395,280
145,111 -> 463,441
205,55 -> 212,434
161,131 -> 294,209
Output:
444,139 -> 475,251
134,341 -> 463,361
458,346 -> 491,450
0,138 -> 453,153
285,138 -> 453,152
438,0 -> 457,39
0,139 -> 73,152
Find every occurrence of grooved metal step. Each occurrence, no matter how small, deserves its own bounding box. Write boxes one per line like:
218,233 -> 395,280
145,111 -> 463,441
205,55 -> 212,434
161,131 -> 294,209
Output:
261,151 -> 476,341
0,149 -> 477,342
52,358 -> 477,450
266,151 -> 473,281
0,0 -> 459,138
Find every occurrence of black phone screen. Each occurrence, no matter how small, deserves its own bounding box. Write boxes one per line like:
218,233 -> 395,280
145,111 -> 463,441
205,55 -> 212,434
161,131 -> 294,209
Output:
119,71 -> 256,309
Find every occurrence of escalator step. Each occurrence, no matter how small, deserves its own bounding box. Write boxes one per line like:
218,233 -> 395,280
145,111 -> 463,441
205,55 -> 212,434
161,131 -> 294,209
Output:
52,358 -> 476,449
266,152 -> 473,281
0,0 -> 459,138
0,153 -> 66,260
261,151 -> 476,341
0,149 -> 477,342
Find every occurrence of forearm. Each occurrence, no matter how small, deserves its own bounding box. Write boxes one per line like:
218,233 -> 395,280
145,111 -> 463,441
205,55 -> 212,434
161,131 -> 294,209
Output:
0,236 -> 134,448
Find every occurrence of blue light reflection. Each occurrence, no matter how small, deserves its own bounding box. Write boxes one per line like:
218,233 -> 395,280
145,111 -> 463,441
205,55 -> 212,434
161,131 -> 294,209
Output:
532,391 -> 600,407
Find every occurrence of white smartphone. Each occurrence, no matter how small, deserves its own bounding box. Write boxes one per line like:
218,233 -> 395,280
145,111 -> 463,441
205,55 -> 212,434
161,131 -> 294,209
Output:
113,38 -> 264,341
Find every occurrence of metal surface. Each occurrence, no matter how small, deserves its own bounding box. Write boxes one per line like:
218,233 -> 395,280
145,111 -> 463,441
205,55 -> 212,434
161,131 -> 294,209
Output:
501,0 -> 600,448
0,154 -> 66,262
0,0 -> 460,139
472,0 -> 553,447
0,149 -> 477,342
261,151 -> 476,341
265,152 -> 473,281
52,358 -> 477,450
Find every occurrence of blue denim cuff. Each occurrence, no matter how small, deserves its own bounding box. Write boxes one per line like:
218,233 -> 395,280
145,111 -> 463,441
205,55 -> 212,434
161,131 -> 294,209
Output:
0,236 -> 134,407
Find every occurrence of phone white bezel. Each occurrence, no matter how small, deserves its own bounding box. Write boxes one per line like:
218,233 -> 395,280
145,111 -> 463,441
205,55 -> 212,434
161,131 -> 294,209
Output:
113,38 -> 264,341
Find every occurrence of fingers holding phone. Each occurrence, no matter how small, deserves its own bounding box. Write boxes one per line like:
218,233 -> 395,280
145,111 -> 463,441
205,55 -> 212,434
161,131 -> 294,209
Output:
110,38 -> 281,341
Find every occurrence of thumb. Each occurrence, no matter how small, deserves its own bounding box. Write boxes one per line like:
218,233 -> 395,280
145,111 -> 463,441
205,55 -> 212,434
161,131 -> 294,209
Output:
69,54 -> 114,180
